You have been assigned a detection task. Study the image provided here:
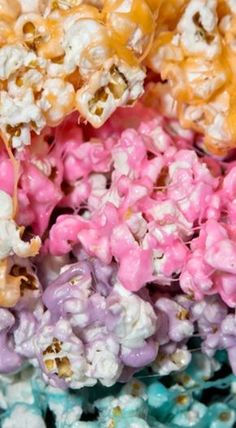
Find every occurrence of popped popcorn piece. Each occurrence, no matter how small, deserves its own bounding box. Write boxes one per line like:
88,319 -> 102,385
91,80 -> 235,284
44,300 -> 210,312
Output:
0,45 -> 36,80
104,0 -> 155,57
36,316 -> 92,389
76,58 -> 145,127
152,345 -> 192,376
0,191 -> 41,260
177,0 -> 220,59
40,78 -> 75,126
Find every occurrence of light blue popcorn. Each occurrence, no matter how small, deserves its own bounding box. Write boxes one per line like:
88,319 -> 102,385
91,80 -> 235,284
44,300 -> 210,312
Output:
146,381 -> 172,422
169,385 -> 192,417
208,403 -> 235,428
45,385 -> 84,428
171,401 -> 208,427
96,394 -> 147,427
1,403 -> 46,428
175,352 -> 221,390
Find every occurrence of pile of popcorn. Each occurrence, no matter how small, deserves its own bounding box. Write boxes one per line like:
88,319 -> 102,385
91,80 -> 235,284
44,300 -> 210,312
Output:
2,0 -> 236,153
0,102 -> 236,391
2,0 -> 236,426
1,352 -> 236,427
147,0 -> 236,154
0,0 -> 158,149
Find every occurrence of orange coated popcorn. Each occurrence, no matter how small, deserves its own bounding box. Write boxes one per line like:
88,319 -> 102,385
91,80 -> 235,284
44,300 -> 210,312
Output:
147,0 -> 236,155
0,0 -> 157,149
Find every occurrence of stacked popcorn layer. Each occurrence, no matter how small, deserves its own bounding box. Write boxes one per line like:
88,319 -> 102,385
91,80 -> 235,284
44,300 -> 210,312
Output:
3,0 -> 236,154
0,352 -> 236,427
0,102 -> 236,392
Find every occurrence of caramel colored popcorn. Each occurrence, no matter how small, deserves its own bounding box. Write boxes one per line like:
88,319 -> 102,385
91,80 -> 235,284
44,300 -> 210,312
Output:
147,0 -> 236,154
0,0 -> 156,149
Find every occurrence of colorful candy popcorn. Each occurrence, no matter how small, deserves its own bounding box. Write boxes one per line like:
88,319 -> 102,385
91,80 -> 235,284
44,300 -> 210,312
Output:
0,352 -> 235,427
0,0 -> 161,148
146,0 -> 236,154
2,73 -> 236,426
1,100 -> 236,382
35,260 -> 157,388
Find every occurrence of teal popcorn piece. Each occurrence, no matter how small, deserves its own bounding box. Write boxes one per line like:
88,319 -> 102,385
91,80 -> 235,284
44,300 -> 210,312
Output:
146,381 -> 172,421
169,385 -> 193,416
45,385 -> 84,428
120,379 -> 147,400
170,401 -> 207,427
95,394 -> 147,426
208,403 -> 236,428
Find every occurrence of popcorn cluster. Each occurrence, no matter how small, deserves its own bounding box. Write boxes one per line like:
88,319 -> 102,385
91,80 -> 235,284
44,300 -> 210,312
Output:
0,102 -> 236,390
0,353 -> 236,428
3,1 -> 236,425
0,0 -> 159,149
147,0 -> 236,154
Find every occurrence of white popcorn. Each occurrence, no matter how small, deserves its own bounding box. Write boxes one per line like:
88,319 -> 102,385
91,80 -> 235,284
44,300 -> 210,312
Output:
63,18 -> 111,77
0,191 -> 41,260
76,58 -> 145,127
39,78 -> 75,125
85,336 -> 122,386
152,346 -> 191,376
0,45 -> 36,80
178,0 -> 220,59
109,283 -> 157,349
2,404 -> 46,428
0,89 -> 45,149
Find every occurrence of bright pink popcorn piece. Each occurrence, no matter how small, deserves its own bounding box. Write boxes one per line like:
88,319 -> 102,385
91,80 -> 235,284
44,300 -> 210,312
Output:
111,223 -> 153,291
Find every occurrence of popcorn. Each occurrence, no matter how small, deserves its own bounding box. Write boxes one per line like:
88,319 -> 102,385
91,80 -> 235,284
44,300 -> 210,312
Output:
76,58 -> 145,128
1,404 -> 46,428
0,190 -> 41,260
104,0 -> 155,57
38,261 -> 158,387
0,308 -> 23,373
36,316 -> 91,389
0,0 -> 153,147
0,45 -> 36,80
147,0 -> 236,153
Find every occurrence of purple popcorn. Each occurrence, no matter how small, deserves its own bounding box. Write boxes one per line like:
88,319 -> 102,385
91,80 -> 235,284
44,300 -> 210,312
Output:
35,261 -> 158,388
0,308 -> 23,374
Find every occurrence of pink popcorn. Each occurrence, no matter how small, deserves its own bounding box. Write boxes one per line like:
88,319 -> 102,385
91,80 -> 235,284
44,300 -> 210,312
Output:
180,219 -> 236,306
111,223 -> 153,291
167,150 -> 219,222
18,163 -> 62,235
